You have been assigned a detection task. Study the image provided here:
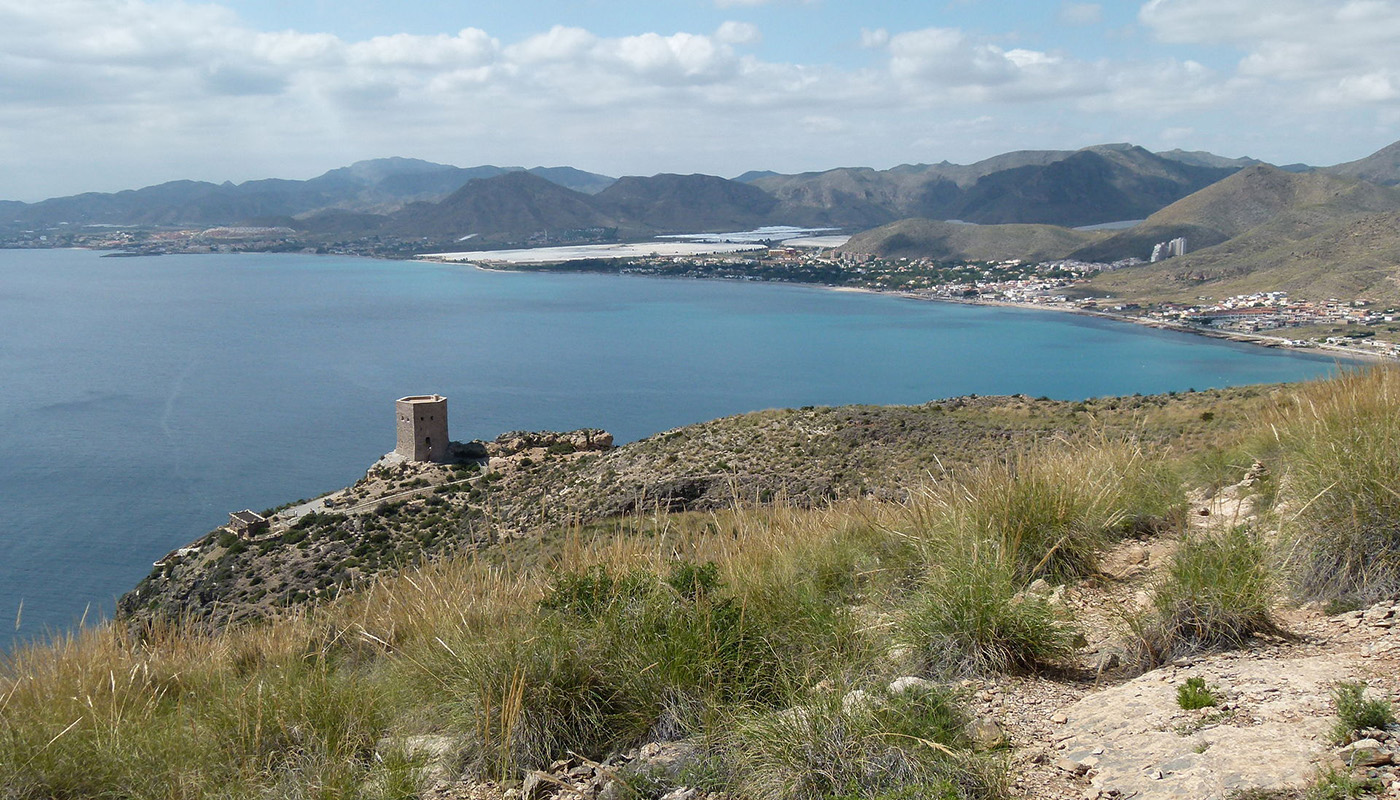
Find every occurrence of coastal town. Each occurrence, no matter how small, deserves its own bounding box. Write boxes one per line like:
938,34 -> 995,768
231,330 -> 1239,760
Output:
500,243 -> 1400,360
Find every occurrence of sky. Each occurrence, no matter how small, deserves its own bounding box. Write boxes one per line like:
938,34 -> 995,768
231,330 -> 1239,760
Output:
2,0 -> 1399,201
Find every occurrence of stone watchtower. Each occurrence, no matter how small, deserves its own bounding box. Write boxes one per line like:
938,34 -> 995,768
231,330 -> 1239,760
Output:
395,395 -> 449,462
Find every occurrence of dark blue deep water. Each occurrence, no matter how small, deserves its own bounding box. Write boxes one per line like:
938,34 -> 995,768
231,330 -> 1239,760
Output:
0,249 -> 1341,648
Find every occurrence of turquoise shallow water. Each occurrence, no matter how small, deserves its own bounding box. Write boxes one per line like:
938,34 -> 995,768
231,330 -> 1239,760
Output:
0,249 -> 1341,648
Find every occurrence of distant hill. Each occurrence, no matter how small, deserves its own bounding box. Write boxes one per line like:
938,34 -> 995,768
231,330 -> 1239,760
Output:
593,173 -> 778,232
1324,139 -> 1400,186
917,147 -> 1083,187
751,167 -> 936,228
945,145 -> 1233,227
733,170 -> 779,183
752,144 -> 1237,229
1072,165 -> 1400,263
839,218 -> 1106,262
1155,149 -> 1265,170
0,158 -> 616,231
525,166 -> 616,195
1085,166 -> 1400,302
389,171 -> 617,239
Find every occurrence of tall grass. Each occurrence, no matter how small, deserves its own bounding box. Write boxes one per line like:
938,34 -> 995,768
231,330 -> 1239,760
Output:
718,681 -> 1004,800
0,430 -> 1186,798
1271,367 -> 1400,605
0,618 -> 409,799
1128,526 -> 1277,666
924,439 -> 1181,582
896,437 -> 1180,675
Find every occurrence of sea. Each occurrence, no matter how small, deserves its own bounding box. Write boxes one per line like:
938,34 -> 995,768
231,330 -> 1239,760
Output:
0,248 -> 1343,650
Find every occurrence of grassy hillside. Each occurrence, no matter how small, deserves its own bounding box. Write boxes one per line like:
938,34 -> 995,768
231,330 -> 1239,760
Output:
1072,164 -> 1400,265
839,218 -> 1106,262
1069,165 -> 1400,303
1092,209 -> 1400,303
1325,139 -> 1400,186
10,368 -> 1400,799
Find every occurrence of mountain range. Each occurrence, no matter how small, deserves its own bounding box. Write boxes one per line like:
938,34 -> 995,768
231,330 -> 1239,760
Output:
750,144 -> 1238,229
4,143 -> 1369,244
0,159 -> 616,233
8,140 -> 1400,283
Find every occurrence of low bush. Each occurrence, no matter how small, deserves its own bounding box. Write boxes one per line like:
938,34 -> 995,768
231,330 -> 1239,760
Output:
432,553 -> 872,778
1305,767 -> 1383,800
1176,676 -> 1219,710
899,553 -> 1075,676
1128,526 -> 1277,666
1330,681 -> 1396,744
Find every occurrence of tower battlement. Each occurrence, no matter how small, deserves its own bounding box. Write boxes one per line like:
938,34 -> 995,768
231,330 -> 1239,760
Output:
395,395 -> 449,462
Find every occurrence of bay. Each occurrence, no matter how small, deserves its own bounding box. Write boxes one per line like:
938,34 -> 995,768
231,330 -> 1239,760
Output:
0,249 -> 1340,648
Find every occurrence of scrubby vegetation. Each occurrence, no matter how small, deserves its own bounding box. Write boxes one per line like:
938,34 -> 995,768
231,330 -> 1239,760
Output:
9,367 -> 1400,798
1129,525 -> 1278,666
1177,676 -> 1220,710
1272,368 -> 1400,606
1330,681 -> 1397,744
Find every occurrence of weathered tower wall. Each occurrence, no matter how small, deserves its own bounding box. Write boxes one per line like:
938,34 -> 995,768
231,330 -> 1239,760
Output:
395,395 -> 449,462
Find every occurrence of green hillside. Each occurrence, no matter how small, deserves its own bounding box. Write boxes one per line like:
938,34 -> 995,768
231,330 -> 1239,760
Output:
839,218 -> 1106,262
1093,209 -> 1400,303
1073,165 -> 1400,264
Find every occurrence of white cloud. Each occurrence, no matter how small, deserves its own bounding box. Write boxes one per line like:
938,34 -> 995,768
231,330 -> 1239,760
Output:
860,28 -> 890,49
0,0 -> 1393,199
1139,0 -> 1400,106
716,21 -> 762,46
505,26 -> 595,64
881,27 -> 1111,103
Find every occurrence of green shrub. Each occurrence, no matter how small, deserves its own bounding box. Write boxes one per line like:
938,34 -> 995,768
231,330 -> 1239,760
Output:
539,564 -> 654,618
1129,526 -> 1277,666
1330,681 -> 1396,744
1176,676 -> 1219,710
1305,767 -> 1383,800
900,555 -> 1075,676
665,560 -> 722,600
439,555 -> 869,777
1226,789 -> 1300,800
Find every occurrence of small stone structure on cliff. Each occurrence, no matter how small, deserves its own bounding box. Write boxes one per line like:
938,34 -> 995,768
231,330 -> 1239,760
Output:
227,509 -> 268,538
395,394 -> 449,463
